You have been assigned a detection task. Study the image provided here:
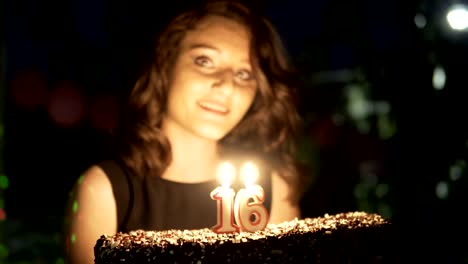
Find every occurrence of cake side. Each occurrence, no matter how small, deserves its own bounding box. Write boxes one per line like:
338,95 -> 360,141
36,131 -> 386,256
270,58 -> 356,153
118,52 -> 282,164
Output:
94,211 -> 398,264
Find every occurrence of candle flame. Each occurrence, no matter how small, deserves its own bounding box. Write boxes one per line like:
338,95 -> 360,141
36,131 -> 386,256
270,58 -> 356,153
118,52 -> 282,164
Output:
217,161 -> 235,188
240,161 -> 259,187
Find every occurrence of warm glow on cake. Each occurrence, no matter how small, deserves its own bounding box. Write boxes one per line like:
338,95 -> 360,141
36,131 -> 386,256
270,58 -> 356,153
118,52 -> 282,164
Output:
94,212 -> 398,264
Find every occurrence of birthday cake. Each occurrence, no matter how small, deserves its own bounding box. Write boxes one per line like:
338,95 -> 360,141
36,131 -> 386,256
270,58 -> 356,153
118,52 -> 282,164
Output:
94,211 -> 399,263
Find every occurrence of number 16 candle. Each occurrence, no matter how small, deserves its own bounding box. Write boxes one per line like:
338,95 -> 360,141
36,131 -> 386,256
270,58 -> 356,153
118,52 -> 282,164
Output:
210,161 -> 240,233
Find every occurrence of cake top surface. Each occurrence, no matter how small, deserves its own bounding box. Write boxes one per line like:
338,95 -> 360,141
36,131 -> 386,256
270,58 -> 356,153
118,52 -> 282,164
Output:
96,211 -> 390,249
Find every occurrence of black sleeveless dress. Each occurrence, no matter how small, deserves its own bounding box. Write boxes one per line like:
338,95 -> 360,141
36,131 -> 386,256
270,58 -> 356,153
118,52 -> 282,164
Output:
97,159 -> 272,232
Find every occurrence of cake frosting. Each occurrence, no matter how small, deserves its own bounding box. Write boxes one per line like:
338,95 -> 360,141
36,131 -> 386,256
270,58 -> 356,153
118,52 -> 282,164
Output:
94,211 -> 398,263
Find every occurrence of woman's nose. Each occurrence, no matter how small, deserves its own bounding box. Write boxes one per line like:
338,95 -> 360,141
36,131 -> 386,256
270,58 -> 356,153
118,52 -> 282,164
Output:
211,69 -> 235,96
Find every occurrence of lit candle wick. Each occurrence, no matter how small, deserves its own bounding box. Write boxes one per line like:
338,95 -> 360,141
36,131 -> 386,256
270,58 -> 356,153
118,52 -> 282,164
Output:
219,162 -> 234,189
240,161 -> 259,188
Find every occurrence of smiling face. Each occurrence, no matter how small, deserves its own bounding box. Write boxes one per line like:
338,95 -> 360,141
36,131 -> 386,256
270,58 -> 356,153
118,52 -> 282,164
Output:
162,15 -> 258,141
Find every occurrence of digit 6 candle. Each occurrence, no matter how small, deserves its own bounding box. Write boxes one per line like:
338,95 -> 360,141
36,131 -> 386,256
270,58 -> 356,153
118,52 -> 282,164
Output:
210,161 -> 240,233
234,161 -> 269,232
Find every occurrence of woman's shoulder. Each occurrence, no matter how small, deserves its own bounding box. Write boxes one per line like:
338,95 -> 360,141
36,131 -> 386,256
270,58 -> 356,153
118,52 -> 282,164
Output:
77,163 -> 114,193
66,163 -> 116,225
65,163 -> 118,263
72,159 -> 129,199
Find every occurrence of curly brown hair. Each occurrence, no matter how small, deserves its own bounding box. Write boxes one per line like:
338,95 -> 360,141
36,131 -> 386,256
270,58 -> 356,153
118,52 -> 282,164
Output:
116,0 -> 307,204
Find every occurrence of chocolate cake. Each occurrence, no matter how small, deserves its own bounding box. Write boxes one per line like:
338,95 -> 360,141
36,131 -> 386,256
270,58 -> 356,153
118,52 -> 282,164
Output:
94,211 -> 399,264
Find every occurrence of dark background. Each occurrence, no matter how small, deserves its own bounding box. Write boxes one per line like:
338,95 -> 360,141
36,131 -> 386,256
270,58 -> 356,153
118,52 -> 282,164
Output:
2,0 -> 468,263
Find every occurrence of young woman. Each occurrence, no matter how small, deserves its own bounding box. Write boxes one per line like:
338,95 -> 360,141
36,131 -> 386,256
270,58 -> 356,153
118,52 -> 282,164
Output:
65,1 -> 308,263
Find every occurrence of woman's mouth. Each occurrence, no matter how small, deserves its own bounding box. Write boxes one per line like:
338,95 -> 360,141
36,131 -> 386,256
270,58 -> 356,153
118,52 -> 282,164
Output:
198,100 -> 229,115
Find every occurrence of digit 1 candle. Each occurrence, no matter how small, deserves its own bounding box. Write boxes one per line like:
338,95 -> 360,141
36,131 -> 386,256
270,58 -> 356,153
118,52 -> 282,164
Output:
210,161 -> 240,233
234,161 -> 269,232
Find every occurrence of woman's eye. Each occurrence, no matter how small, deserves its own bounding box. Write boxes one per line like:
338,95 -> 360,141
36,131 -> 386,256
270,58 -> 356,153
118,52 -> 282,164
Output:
194,56 -> 213,68
236,70 -> 253,81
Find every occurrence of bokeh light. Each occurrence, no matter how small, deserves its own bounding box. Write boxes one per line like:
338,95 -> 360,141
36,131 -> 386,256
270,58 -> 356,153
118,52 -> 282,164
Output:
414,13 -> 427,29
70,234 -> 76,244
10,69 -> 49,111
47,80 -> 85,128
449,160 -> 465,181
435,181 -> 449,200
0,208 -> 6,221
0,244 -> 8,259
446,4 -> 468,31
72,201 -> 78,213
432,65 -> 446,90
0,175 -> 8,189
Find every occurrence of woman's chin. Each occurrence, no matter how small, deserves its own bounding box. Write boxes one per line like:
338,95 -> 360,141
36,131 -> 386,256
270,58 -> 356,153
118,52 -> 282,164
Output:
195,126 -> 231,141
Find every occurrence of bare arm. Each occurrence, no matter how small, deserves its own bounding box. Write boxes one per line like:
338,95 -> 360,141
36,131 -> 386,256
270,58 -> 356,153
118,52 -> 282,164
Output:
64,165 -> 117,264
268,172 -> 301,224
